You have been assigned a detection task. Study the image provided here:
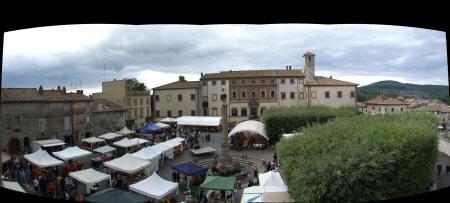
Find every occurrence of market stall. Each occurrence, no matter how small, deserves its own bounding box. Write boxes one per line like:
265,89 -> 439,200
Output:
163,137 -> 186,156
129,172 -> 178,200
171,162 -> 207,190
199,176 -> 236,202
258,171 -> 286,186
52,146 -> 92,161
131,147 -> 162,173
241,185 -> 290,203
113,138 -> 148,154
228,120 -> 268,149
24,148 -> 64,177
136,123 -> 162,134
155,122 -> 170,129
85,188 -> 147,203
69,168 -> 111,195
116,127 -> 136,136
176,116 -> 222,127
1,151 -> 11,164
92,145 -> 116,167
81,137 -> 106,151
99,132 -> 123,141
103,153 -> 150,185
32,139 -> 66,153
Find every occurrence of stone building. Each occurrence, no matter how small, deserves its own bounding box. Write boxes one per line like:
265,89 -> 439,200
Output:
1,87 -> 93,154
91,99 -> 127,135
412,100 -> 450,129
359,95 -> 409,115
152,52 -> 358,124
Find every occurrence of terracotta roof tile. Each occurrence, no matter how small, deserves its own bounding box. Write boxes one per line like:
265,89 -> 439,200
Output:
414,101 -> 450,113
41,90 -> 91,101
200,69 -> 304,80
365,96 -> 409,105
306,76 -> 358,86
153,81 -> 200,90
1,88 -> 91,102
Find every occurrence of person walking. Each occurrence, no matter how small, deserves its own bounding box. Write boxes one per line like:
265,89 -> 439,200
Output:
437,164 -> 442,175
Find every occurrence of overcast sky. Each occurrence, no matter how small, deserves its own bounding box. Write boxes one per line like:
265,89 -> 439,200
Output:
2,24 -> 448,96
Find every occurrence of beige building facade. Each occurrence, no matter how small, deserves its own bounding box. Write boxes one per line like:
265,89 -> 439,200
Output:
359,95 -> 409,115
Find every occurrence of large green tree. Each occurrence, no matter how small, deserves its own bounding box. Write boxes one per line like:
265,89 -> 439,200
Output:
126,78 -> 148,91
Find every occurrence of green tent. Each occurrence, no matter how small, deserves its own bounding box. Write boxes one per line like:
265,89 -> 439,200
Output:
199,176 -> 236,191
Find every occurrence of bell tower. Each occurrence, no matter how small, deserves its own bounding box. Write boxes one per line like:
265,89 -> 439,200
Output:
303,52 -> 315,82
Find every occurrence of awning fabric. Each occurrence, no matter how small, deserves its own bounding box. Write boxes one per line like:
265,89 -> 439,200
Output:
116,127 -> 135,135
160,117 -> 177,123
262,191 -> 294,202
69,168 -> 110,186
176,116 -> 222,126
24,148 -> 63,168
113,138 -> 148,148
258,171 -> 286,186
163,137 -> 185,148
200,176 -> 236,191
137,123 -> 162,134
1,152 -> 11,164
131,147 -> 161,172
171,163 -> 207,176
103,153 -> 150,174
1,180 -> 26,193
82,137 -> 105,144
228,120 -> 267,140
129,172 -> 178,200
52,146 -> 92,161
94,145 -> 116,154
85,188 -> 147,203
33,139 -> 66,148
150,143 -> 174,159
99,132 -> 123,140
242,186 -> 289,203
155,122 -> 170,129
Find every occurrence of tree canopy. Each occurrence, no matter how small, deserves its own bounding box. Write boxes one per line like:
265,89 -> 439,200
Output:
126,78 -> 148,91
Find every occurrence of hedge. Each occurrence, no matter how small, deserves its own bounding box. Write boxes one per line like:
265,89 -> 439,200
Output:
277,112 -> 439,202
262,106 -> 361,144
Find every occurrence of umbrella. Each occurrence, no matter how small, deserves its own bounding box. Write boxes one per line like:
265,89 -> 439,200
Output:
86,188 -> 147,203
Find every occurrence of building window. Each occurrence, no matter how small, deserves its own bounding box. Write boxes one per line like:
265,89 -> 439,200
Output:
212,108 -> 218,116
311,91 -> 316,99
156,110 -> 160,117
203,96 -> 208,101
221,80 -> 226,85
140,98 -> 143,105
212,81 -> 217,86
379,107 -> 381,112
38,119 -> 46,132
401,108 -> 403,112
64,116 -> 71,130
290,79 -> 295,84
167,95 -> 171,101
351,91 -> 355,98
281,79 -> 285,84
299,79 -> 304,84
203,81 -> 207,86
178,110 -> 183,117
261,79 -> 265,83
232,91 -> 237,99
337,91 -> 342,98
391,108 -> 394,112
64,102 -> 70,111
290,92 -> 295,99
231,108 -> 238,116
167,110 -> 172,117
127,98 -> 132,105
251,90 -> 256,99
281,92 -> 286,100
191,94 -> 195,101
133,98 -> 137,106
241,91 -> 246,98
212,94 -> 218,101
251,79 -> 255,84
191,110 -> 195,116
271,90 -> 275,98
261,90 -> 266,98
155,95 -> 159,101
325,91 -> 330,98
241,108 -> 248,116
299,92 -> 304,99
178,94 -> 182,101
146,98 -> 150,104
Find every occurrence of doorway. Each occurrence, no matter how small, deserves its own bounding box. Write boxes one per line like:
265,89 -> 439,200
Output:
250,107 -> 258,119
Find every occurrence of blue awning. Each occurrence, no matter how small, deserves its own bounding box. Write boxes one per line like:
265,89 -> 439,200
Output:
171,162 -> 208,176
136,122 -> 162,134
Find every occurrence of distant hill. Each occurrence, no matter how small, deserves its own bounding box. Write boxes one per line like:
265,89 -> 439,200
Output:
357,80 -> 449,104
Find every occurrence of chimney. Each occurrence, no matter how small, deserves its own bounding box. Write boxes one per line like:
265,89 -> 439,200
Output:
62,86 -> 66,94
286,65 -> 288,70
201,72 -> 204,77
77,90 -> 83,95
57,86 -> 61,91
38,85 -> 43,94
329,76 -> 332,79
179,76 -> 185,82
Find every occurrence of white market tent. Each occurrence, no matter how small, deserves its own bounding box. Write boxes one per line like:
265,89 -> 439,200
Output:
241,186 -> 290,203
69,168 -> 111,194
160,117 -> 177,123
150,143 -> 174,159
163,137 -> 186,148
228,120 -> 268,140
24,148 -> 64,168
2,152 -> 11,164
155,122 -> 170,129
82,137 -> 105,144
176,116 -> 222,126
99,132 -> 123,140
113,138 -> 148,148
103,153 -> 150,174
131,147 -> 161,172
53,146 -> 92,161
1,180 -> 26,193
258,171 -> 286,186
94,145 -> 116,154
116,127 -> 135,135
129,172 -> 178,200
32,139 -> 66,152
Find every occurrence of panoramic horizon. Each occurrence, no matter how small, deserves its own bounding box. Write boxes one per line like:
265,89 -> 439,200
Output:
2,24 -> 448,95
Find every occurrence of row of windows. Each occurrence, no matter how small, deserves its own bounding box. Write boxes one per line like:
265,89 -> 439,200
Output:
202,78 -> 305,86
231,90 -> 276,99
127,98 -> 150,106
371,106 -> 404,112
155,94 -> 196,102
155,110 -> 196,117
127,108 -> 151,119
230,107 -> 266,116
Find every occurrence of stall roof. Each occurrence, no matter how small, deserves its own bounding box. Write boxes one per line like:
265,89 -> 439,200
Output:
176,116 -> 222,126
24,148 -> 64,168
200,176 -> 236,191
228,120 -> 267,140
82,137 -> 105,144
1,180 -> 26,193
69,168 -> 110,186
242,185 -> 289,203
149,142 -> 174,154
103,153 -> 150,174
163,137 -> 185,148
85,188 -> 147,203
53,146 -> 92,161
160,117 -> 177,123
116,127 -> 135,135
262,191 -> 294,202
155,122 -> 170,128
2,152 -> 11,164
129,172 -> 178,200
99,132 -> 123,140
94,145 -> 116,154
137,123 -> 161,133
171,163 -> 208,176
258,171 -> 286,186
33,139 -> 66,148
113,138 -> 147,148
131,147 -> 161,161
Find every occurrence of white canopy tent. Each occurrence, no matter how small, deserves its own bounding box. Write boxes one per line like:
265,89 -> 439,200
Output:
176,116 -> 222,126
241,186 -> 290,203
24,148 -> 64,168
2,152 -> 11,164
155,122 -> 170,129
69,168 -> 111,194
99,132 -> 123,140
103,153 -> 150,174
93,145 -> 116,154
228,120 -> 268,140
82,137 -> 105,144
129,172 -> 178,200
131,147 -> 161,172
160,117 -> 177,123
32,139 -> 66,152
52,146 -> 92,161
258,171 -> 286,186
116,127 -> 135,135
150,143 -> 175,159
163,137 -> 185,148
113,138 -> 148,148
1,180 -> 26,193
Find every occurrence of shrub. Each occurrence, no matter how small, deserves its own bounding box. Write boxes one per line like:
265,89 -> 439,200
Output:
277,112 -> 438,202
262,105 -> 361,144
